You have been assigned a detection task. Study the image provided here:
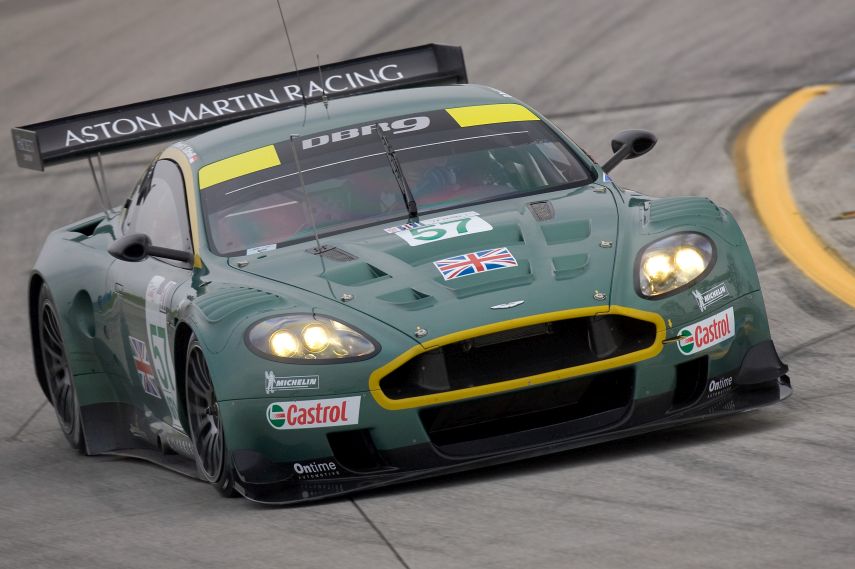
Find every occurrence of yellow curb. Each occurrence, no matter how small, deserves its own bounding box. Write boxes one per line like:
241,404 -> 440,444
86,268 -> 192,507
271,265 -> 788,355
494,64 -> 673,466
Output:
733,84 -> 855,309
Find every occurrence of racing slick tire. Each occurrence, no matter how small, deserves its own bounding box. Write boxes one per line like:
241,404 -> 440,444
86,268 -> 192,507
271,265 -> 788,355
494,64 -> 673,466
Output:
37,284 -> 86,452
185,334 -> 238,497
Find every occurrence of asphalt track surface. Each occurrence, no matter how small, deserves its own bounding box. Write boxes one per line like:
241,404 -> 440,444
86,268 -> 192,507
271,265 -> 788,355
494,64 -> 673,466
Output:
1,1 -> 854,567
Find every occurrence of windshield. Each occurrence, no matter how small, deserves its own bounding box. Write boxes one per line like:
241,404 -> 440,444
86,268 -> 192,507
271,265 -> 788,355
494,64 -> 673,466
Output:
198,104 -> 593,256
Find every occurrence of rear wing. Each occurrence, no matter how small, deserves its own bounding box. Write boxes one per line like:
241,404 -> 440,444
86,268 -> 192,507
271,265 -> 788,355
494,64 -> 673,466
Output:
12,43 -> 466,171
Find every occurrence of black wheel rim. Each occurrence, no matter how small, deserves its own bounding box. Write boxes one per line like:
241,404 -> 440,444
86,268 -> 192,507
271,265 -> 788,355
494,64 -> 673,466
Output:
187,345 -> 224,482
40,302 -> 76,434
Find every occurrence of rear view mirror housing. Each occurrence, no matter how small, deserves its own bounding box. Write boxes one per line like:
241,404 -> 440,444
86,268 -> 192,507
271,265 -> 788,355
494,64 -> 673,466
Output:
601,129 -> 657,173
108,233 -> 193,265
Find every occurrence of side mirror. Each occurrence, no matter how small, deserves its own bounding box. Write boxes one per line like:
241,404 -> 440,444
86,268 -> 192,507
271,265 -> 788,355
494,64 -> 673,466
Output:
601,129 -> 657,173
109,233 -> 194,265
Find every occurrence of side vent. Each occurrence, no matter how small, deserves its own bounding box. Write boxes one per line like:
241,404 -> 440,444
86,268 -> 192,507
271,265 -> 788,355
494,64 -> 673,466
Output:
528,201 -> 555,221
195,286 -> 285,323
645,198 -> 722,232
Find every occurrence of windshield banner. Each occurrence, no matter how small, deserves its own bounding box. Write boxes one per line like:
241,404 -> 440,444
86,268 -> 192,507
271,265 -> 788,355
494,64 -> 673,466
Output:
11,44 -> 466,170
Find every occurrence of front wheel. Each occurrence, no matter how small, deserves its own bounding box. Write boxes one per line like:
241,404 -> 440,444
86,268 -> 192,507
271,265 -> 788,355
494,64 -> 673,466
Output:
38,285 -> 86,452
185,335 -> 237,497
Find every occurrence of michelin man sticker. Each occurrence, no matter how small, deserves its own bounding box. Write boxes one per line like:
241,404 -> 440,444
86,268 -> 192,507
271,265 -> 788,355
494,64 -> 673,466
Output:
145,276 -> 181,429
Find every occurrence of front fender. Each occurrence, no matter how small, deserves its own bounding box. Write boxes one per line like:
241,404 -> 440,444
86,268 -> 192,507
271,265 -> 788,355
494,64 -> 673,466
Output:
179,283 -> 419,402
610,195 -> 764,331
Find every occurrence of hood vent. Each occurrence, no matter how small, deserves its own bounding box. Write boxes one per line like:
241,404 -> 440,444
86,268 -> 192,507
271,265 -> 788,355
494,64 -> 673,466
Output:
377,288 -> 437,311
325,262 -> 390,287
528,201 -> 555,221
541,219 -> 591,246
552,253 -> 590,281
307,245 -> 358,262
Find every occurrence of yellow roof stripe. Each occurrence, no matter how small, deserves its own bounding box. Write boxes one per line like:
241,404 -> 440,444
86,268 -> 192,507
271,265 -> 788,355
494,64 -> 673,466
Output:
198,145 -> 281,189
446,103 -> 540,127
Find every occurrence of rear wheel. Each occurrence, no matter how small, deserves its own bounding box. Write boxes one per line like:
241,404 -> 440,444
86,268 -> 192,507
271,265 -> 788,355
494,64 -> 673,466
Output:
186,335 -> 237,497
38,285 -> 85,452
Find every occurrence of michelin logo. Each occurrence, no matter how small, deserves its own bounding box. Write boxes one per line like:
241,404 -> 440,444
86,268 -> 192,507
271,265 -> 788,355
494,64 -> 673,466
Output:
265,371 -> 320,394
692,282 -> 730,312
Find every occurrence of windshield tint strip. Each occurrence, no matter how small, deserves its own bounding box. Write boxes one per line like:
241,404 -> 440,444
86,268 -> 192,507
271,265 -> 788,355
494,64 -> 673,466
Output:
445,103 -> 539,128
199,145 -> 281,189
224,200 -> 298,218
397,130 -> 529,154
224,151 -> 388,196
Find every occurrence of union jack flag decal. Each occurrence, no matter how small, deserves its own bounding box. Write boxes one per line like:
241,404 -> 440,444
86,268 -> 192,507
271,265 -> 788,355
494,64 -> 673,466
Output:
129,336 -> 161,399
433,247 -> 518,281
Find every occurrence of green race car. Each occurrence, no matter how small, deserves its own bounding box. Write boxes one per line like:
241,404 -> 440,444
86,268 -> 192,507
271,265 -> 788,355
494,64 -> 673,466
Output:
13,45 -> 790,503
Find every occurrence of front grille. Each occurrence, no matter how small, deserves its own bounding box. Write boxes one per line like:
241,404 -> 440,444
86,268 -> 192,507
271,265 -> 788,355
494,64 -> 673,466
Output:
420,367 -> 634,455
380,315 -> 656,399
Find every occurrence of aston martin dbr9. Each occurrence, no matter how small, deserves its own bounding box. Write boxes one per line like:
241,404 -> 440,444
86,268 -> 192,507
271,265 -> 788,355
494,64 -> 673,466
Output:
13,44 -> 790,503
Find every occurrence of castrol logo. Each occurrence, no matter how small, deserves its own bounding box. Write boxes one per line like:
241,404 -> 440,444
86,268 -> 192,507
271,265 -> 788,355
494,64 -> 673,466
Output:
677,307 -> 735,355
267,396 -> 360,430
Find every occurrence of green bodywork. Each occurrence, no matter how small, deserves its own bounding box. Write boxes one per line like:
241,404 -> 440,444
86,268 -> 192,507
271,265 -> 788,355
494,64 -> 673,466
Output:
29,85 -> 773,476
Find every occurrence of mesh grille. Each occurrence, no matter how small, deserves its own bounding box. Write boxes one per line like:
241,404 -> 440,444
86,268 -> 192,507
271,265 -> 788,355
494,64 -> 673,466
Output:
381,315 -> 656,400
528,200 -> 555,221
306,246 -> 358,262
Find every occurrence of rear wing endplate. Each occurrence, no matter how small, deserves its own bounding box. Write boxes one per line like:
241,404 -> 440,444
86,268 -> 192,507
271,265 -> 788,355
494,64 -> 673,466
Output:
11,44 -> 466,171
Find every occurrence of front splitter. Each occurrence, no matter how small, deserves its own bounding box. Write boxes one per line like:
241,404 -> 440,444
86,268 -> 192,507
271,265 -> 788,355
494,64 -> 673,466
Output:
233,376 -> 791,505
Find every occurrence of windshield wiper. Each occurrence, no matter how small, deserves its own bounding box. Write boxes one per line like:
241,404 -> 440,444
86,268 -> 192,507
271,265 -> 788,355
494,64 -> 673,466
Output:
375,126 -> 419,222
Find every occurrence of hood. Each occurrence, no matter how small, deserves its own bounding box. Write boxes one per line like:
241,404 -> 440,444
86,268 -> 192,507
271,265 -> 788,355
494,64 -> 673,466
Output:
230,186 -> 619,342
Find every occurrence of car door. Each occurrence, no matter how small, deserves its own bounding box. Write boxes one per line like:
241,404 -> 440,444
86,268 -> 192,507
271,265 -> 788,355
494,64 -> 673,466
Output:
108,158 -> 193,434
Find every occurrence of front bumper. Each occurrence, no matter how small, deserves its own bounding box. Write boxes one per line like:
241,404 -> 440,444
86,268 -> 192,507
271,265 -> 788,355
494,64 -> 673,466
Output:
225,338 -> 790,505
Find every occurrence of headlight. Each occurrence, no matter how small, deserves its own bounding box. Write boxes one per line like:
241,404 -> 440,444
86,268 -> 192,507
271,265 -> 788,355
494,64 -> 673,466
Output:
638,233 -> 715,297
269,330 -> 300,357
246,314 -> 378,362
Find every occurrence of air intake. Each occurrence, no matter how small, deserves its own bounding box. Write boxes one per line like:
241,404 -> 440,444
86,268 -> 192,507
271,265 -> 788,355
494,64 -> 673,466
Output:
307,246 -> 358,262
528,200 -> 555,221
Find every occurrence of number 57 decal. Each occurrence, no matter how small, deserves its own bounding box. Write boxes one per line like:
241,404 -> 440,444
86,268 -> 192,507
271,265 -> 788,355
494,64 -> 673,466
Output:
394,216 -> 492,247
